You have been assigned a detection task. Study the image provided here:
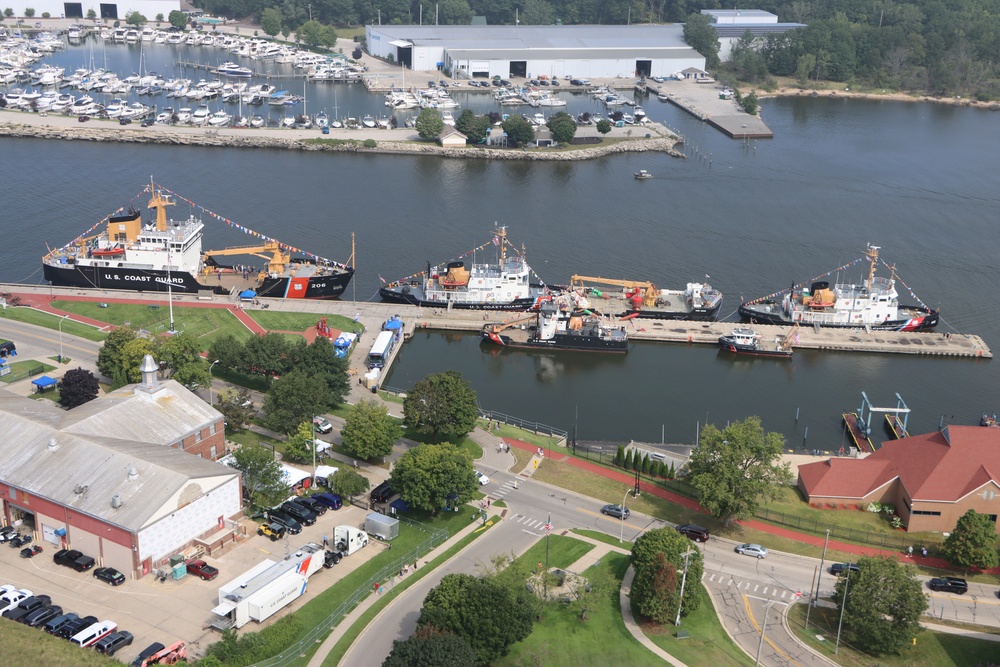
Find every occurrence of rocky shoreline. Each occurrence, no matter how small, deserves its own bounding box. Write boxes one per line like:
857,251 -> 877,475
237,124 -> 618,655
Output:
754,86 -> 1000,111
0,112 -> 685,161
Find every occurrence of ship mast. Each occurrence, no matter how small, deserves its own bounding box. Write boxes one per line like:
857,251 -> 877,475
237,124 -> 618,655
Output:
865,244 -> 880,292
496,224 -> 507,266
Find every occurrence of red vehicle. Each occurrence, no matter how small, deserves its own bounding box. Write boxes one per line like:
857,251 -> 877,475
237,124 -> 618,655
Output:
185,559 -> 219,581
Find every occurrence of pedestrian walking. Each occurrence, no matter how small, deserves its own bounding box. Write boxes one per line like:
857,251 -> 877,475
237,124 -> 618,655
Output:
921,546 -> 927,558
907,545 -> 913,558
323,534 -> 328,548
486,498 -> 490,508
374,581 -> 381,595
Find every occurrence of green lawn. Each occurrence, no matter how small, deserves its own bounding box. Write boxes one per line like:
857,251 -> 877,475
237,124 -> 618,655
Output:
0,359 -> 56,384
643,585 -> 753,666
498,553 -> 663,667
0,306 -> 106,341
515,534 -> 597,572
571,528 -> 633,550
787,601 -> 1000,667
0,619 -> 118,666
247,311 -> 359,333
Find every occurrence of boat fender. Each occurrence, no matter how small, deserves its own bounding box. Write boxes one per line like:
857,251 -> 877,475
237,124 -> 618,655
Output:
687,335 -> 692,343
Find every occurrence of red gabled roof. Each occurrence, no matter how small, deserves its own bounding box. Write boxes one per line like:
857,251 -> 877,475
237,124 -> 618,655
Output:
799,426 -> 1000,503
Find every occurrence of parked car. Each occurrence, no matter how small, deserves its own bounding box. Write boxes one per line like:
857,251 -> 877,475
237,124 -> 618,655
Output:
257,522 -> 286,541
0,588 -> 30,614
281,501 -> 317,526
312,416 -> 333,434
9,533 -> 32,548
474,470 -> 490,486
186,560 -> 219,581
57,614 -> 98,639
3,595 -> 52,622
119,116 -> 132,125
676,524 -> 710,542
93,567 -> 126,586
291,496 -> 327,515
0,526 -> 18,542
95,630 -> 134,655
23,604 -> 62,627
600,504 -> 630,519
44,612 -> 79,635
928,577 -> 968,594
550,79 -> 560,86
829,563 -> 860,576
140,115 -> 155,127
735,543 -> 768,559
370,481 -> 395,504
131,642 -> 166,667
54,548 -> 96,571
312,492 -> 343,510
267,509 -> 303,534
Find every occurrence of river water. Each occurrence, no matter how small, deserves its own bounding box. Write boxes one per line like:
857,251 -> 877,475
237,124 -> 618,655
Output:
5,41 -> 1000,446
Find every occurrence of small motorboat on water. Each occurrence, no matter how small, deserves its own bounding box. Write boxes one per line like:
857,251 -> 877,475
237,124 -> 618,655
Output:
634,170 -> 652,180
718,327 -> 793,358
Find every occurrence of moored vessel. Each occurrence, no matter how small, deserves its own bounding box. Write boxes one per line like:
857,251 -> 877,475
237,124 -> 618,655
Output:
568,275 -> 722,320
379,226 -> 552,311
42,181 -> 354,299
718,327 -> 793,358
738,244 -> 938,331
481,305 -> 628,353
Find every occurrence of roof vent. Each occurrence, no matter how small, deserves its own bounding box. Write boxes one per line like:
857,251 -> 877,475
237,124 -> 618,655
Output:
73,484 -> 88,495
111,494 -> 123,509
128,466 -> 138,482
136,354 -> 162,393
47,437 -> 59,452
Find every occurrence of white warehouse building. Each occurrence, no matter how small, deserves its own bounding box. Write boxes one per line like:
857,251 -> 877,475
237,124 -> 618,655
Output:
6,0 -> 178,20
365,25 -> 706,80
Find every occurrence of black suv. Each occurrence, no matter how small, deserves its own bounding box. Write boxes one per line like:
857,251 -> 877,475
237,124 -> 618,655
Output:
267,510 -> 302,534
928,577 -> 968,594
370,481 -> 394,504
291,496 -> 327,516
54,548 -> 96,571
58,614 -> 97,639
830,563 -> 860,576
676,525 -> 710,542
281,501 -> 317,526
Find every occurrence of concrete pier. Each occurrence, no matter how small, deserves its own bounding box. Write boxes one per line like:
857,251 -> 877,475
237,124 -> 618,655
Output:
4,284 -> 987,359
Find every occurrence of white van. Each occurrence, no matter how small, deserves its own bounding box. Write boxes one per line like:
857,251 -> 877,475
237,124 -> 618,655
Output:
71,620 -> 117,647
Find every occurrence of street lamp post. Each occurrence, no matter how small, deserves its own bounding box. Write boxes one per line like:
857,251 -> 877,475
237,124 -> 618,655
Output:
311,416 -> 317,487
835,567 -> 852,655
58,315 -> 69,363
208,360 -> 220,405
754,600 -> 776,666
806,528 -> 831,628
619,489 -> 631,543
674,548 -> 697,626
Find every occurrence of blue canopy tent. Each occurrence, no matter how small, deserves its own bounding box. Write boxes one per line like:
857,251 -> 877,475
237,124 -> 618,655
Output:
32,375 -> 57,393
239,289 -> 257,301
382,317 -> 403,331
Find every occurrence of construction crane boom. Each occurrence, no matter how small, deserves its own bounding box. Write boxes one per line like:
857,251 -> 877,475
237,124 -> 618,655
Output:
483,312 -> 537,334
203,242 -> 291,274
569,275 -> 659,308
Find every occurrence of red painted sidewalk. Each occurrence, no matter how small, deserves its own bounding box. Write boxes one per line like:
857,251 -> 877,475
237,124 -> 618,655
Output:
504,437 -> 991,572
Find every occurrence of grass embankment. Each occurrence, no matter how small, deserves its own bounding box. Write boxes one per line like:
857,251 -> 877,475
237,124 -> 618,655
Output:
642,585 -> 753,666
787,603 -> 1000,667
0,306 -> 106,341
0,619 -> 118,666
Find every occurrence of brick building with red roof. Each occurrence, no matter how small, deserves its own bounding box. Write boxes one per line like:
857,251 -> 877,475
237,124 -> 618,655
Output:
797,425 -> 1000,534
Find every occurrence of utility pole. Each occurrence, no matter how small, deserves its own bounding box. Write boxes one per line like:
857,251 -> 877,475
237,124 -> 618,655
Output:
835,568 -> 852,655
754,600 -> 776,666
674,549 -> 696,626
806,528 -> 830,628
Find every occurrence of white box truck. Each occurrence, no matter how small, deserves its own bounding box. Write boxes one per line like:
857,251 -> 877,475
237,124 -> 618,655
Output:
210,543 -> 325,629
332,525 -> 368,556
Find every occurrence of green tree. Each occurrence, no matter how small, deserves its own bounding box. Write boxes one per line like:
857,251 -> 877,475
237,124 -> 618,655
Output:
283,338 -> 350,408
631,526 -> 703,617
230,443 -> 289,512
57,367 -> 100,409
501,114 -> 534,146
260,7 -> 281,37
24,7 -> 34,17
417,573 -> 535,664
796,53 -> 817,86
296,19 -> 323,46
943,509 -> 1000,571
740,91 -> 760,115
283,420 -> 314,463
342,399 -> 402,461
216,387 -> 256,432
242,332 -> 288,378
683,12 -> 721,70
402,371 -> 478,442
454,109 -> 476,138
521,0 -> 556,25
833,556 -> 926,655
168,9 -> 187,29
86,8 -> 96,19
383,629 -> 477,667
437,0 -> 472,24
390,443 -> 477,513
114,339 -> 157,389
614,444 -> 625,467
545,111 -> 576,143
125,11 -> 148,25
97,326 -> 138,379
319,24 -> 338,47
415,107 -> 445,140
208,333 -> 243,371
331,467 -> 370,500
595,119 -> 612,135
632,552 -> 678,624
262,369 -> 331,434
685,417 -> 791,526
159,332 -> 209,389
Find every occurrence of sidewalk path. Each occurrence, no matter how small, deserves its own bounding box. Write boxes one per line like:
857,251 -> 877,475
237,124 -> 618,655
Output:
620,566 -> 690,667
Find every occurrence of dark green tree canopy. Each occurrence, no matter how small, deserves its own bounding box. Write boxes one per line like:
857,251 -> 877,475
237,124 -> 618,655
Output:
943,509 -> 1000,571
230,443 -> 289,512
262,369 -> 331,434
342,399 -> 402,461
57,367 -> 100,409
595,118 -> 612,135
684,416 -> 791,525
501,114 -> 534,146
390,443 -> 477,513
683,13 -> 722,70
216,387 -> 256,433
168,9 -> 187,29
632,552 -> 679,624
125,11 -> 148,25
383,631 -> 477,667
546,111 -> 577,143
260,7 -> 281,36
415,108 -> 445,140
402,370 -> 478,442
631,526 -> 703,617
331,467 -> 370,500
833,556 -> 927,655
97,326 -> 138,379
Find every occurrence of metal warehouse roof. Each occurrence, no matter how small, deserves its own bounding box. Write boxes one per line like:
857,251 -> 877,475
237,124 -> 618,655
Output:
447,46 -> 702,61
714,24 -> 806,38
372,24 -> 690,50
0,386 -> 237,533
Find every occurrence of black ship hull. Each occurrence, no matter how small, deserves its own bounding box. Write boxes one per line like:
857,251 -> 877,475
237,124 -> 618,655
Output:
718,336 -> 792,358
379,286 -> 544,311
737,302 -> 939,332
481,331 -> 628,353
44,263 -> 353,299
615,301 -> 722,321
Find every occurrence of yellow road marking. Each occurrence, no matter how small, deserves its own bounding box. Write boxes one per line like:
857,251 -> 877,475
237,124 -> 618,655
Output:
742,594 -> 801,667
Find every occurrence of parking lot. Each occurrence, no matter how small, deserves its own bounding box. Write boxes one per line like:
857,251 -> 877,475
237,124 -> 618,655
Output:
0,500 -> 384,662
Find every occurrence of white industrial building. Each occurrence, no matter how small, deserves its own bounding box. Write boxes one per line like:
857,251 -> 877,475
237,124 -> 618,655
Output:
701,9 -> 806,62
6,0 -> 178,20
365,25 -> 706,80
0,355 -> 241,579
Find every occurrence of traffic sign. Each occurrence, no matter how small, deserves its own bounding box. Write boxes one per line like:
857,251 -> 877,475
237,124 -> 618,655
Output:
795,591 -> 802,599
